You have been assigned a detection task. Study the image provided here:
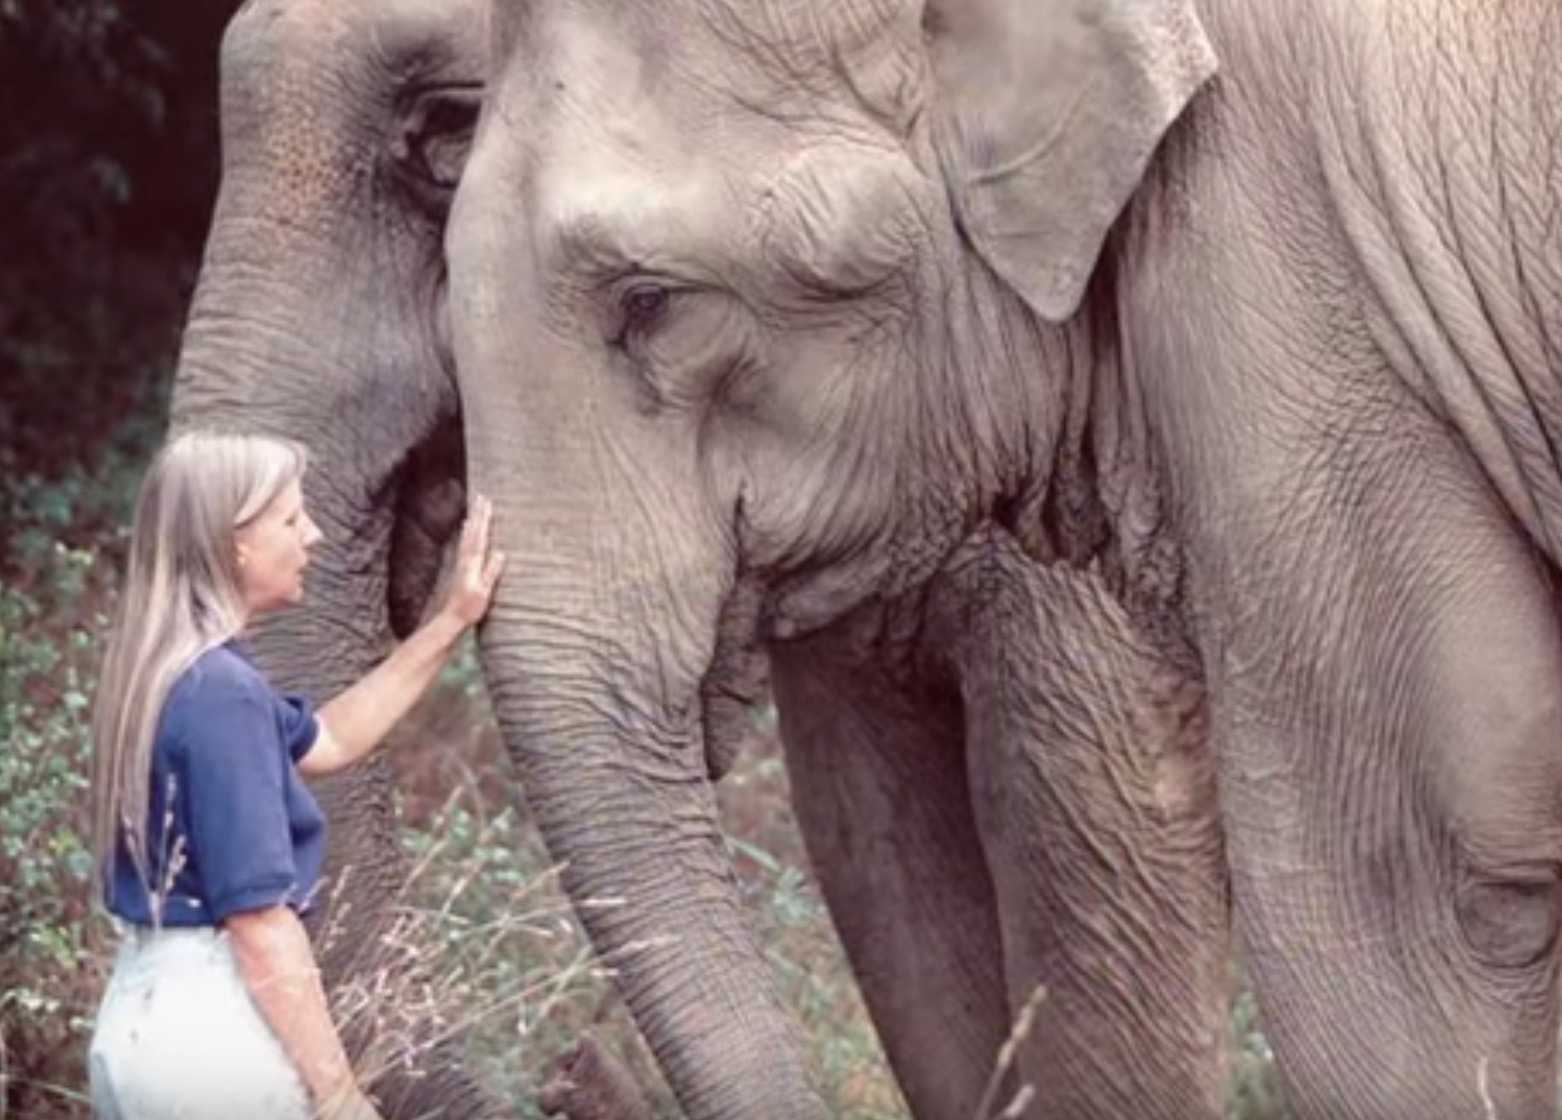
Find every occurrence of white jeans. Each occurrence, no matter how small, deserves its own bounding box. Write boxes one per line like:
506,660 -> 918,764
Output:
88,925 -> 311,1120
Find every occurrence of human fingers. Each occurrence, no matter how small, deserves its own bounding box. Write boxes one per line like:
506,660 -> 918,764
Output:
471,494 -> 493,565
482,549 -> 507,592
457,494 -> 492,570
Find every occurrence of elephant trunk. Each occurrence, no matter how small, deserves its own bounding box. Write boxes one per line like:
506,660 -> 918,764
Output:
481,617 -> 825,1119
459,365 -> 823,1117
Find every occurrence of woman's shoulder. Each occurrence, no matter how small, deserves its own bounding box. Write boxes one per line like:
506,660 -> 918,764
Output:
164,642 -> 275,728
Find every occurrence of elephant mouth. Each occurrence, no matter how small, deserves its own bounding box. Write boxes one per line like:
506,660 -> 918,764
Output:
697,575 -> 771,780
386,411 -> 467,638
698,659 -> 769,782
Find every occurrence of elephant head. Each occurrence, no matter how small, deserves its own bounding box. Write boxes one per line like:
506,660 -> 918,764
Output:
169,0 -> 486,1112
446,0 -> 1213,1115
175,0 -> 485,647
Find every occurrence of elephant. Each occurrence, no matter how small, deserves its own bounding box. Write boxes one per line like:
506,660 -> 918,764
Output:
444,0 -> 1562,1116
165,3 -> 651,1117
167,0 -> 485,1113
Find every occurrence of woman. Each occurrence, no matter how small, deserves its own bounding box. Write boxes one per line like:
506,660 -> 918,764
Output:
87,430 -> 504,1120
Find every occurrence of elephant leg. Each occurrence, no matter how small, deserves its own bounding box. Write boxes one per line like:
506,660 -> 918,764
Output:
771,624 -> 1015,1120
929,527 -> 1229,1120
1204,452 -> 1562,1118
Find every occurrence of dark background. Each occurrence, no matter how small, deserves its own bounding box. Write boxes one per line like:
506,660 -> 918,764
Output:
2,0 -> 242,487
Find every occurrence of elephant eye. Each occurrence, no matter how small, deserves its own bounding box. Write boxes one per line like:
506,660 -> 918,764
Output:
611,282 -> 673,348
398,85 -> 481,195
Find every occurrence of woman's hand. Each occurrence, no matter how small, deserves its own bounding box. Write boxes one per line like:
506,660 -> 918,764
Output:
225,905 -> 377,1120
310,494 -> 505,776
440,494 -> 506,628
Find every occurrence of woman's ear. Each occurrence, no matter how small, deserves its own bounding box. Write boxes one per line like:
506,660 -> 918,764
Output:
925,0 -> 1217,322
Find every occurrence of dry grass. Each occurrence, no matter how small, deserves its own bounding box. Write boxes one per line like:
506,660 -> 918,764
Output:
383,655 -> 904,1118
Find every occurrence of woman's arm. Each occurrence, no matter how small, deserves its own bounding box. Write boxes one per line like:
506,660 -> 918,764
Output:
225,903 -> 381,1119
299,496 -> 504,778
301,610 -> 466,777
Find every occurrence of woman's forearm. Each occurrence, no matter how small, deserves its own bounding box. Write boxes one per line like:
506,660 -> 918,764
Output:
225,904 -> 361,1110
304,610 -> 466,776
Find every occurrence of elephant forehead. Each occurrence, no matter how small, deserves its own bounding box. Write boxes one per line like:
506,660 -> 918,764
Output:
497,0 -> 927,138
496,3 -> 931,280
233,0 -> 485,69
220,3 -> 366,216
507,29 -> 761,274
362,0 -> 487,72
235,0 -> 484,101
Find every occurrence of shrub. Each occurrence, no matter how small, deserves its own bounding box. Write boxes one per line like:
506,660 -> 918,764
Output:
0,451 -> 148,1118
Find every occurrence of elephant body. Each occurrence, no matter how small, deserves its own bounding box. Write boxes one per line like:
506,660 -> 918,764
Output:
446,0 -> 1562,1117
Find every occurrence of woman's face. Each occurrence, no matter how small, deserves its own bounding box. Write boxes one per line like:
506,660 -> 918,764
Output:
234,477 -> 323,617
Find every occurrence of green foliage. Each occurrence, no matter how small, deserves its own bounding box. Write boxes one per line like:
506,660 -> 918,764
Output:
1,7 -> 202,1106
0,0 -> 171,253
0,0 -> 235,264
0,462 -> 140,1118
1,0 -> 231,484
386,792 -> 620,1119
1226,985 -> 1289,1120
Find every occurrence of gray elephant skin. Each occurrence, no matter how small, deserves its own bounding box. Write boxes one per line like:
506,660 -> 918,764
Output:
444,0 -> 1562,1117
168,0 -> 486,1114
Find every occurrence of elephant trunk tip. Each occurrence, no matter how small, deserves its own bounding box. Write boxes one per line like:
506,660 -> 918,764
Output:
537,1033 -> 656,1120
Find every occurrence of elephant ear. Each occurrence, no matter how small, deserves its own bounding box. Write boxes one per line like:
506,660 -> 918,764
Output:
926,0 -> 1217,322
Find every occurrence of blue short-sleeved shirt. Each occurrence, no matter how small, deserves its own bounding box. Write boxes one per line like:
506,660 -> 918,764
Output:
105,640 -> 327,926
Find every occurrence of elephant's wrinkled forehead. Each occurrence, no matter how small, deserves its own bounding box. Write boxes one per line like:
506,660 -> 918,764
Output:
478,0 -> 937,297
230,0 -> 485,80
490,0 -> 927,141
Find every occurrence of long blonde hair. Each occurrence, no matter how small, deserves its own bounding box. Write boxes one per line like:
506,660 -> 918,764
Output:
91,430 -> 307,897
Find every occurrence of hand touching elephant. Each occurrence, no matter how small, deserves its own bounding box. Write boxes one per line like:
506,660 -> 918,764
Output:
446,0 -> 1562,1117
